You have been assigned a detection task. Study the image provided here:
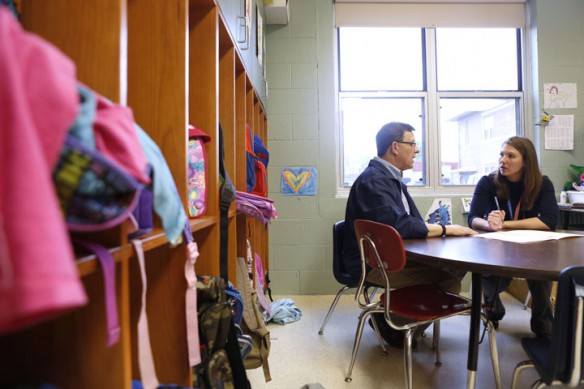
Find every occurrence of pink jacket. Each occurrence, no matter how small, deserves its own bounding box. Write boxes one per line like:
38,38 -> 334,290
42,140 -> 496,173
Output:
0,8 -> 87,334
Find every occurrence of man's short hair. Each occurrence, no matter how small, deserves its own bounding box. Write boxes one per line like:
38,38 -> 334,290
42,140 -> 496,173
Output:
376,122 -> 416,157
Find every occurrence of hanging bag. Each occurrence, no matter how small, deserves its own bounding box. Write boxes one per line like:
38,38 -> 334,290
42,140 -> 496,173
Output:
245,124 -> 256,193
53,86 -> 149,232
235,191 -> 278,225
236,256 -> 271,382
193,276 -> 235,389
53,133 -> 144,231
188,125 -> 212,218
252,135 -> 269,197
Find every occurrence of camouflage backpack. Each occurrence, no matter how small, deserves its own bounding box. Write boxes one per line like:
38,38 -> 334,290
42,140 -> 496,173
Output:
236,257 -> 271,382
193,276 -> 250,389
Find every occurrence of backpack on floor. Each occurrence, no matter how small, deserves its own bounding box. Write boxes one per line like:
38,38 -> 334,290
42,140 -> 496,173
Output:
193,275 -> 251,389
236,256 -> 271,382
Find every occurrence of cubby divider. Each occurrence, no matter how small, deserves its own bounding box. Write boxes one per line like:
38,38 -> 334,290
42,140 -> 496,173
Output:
0,0 -> 269,388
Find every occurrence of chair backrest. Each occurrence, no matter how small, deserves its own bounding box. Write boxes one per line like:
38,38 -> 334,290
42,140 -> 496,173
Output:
544,265 -> 584,385
332,220 -> 360,286
353,219 -> 406,274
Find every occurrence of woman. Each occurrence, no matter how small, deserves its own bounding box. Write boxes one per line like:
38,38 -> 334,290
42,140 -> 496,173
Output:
468,136 -> 558,338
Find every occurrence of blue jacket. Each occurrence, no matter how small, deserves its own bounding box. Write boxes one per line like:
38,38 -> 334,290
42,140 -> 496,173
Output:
468,173 -> 558,230
343,159 -> 429,279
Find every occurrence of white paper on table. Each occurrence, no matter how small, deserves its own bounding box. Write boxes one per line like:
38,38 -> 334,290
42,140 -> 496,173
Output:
474,230 -> 584,244
545,114 -> 574,150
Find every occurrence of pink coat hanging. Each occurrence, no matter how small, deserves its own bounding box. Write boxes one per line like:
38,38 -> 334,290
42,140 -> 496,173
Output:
0,8 -> 88,334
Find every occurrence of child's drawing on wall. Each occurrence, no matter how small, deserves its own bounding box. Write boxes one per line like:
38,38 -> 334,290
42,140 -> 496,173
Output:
425,198 -> 452,225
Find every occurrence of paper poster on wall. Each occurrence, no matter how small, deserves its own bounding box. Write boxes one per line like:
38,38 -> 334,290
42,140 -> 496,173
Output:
543,83 -> 577,109
238,0 -> 250,49
545,114 -> 574,150
425,198 -> 452,225
256,6 -> 263,67
461,197 -> 472,214
281,167 -> 318,196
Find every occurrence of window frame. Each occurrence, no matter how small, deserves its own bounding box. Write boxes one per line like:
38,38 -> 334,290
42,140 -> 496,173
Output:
336,26 -> 529,196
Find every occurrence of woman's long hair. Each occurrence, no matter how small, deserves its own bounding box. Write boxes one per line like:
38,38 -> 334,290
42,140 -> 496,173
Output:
493,136 -> 542,211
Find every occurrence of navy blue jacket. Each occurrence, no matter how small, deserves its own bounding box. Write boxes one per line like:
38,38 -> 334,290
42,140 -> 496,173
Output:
467,174 -> 558,230
343,159 -> 429,279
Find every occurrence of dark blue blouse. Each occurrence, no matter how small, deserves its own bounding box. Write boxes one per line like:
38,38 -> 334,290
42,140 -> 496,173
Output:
467,174 -> 558,230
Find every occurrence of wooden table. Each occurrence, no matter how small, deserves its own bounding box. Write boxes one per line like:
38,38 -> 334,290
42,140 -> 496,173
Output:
403,233 -> 584,389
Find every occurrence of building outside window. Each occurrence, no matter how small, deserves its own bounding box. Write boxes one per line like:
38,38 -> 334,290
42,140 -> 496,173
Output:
338,26 -> 524,189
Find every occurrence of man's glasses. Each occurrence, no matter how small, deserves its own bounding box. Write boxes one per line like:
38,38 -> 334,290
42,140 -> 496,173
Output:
396,141 -> 417,147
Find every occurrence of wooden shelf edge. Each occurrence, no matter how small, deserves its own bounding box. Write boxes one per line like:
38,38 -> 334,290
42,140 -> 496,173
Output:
76,228 -> 171,276
190,215 -> 218,232
76,244 -> 133,277
75,215 -> 221,276
139,228 -> 171,251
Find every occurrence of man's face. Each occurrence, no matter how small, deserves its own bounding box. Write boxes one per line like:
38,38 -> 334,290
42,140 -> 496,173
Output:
395,131 -> 419,171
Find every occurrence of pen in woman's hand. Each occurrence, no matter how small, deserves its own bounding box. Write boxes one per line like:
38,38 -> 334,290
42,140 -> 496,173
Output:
493,197 -> 504,227
494,197 -> 501,212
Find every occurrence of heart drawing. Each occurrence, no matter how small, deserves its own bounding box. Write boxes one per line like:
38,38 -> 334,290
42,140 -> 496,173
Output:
282,170 -> 311,193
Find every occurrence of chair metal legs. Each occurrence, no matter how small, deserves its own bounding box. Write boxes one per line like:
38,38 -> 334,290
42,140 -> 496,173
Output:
511,360 -> 535,389
345,313 -> 501,388
368,313 -> 389,355
319,286 -> 378,335
433,317 -> 500,388
345,315 -> 429,389
345,310 -> 376,382
485,320 -> 502,389
318,285 -> 352,335
511,360 -> 567,389
404,328 -> 415,389
523,290 -> 532,310
433,321 -> 442,366
511,360 -> 583,389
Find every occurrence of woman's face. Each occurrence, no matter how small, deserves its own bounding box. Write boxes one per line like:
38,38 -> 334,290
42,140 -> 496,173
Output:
499,143 -> 524,182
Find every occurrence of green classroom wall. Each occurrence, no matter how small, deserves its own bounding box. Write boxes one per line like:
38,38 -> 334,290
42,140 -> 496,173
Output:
264,0 -> 584,295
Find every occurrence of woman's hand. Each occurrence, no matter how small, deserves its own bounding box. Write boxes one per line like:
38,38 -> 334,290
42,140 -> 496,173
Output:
487,210 -> 506,231
446,225 -> 478,236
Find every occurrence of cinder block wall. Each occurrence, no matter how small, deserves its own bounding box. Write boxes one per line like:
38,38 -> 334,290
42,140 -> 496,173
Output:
265,0 -> 584,295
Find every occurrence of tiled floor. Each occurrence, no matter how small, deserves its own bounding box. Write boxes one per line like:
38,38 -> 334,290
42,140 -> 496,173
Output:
246,292 -> 549,389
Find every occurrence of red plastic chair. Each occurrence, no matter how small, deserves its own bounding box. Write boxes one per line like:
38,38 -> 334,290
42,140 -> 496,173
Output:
346,219 -> 501,389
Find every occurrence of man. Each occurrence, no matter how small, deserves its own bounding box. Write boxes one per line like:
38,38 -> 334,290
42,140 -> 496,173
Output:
343,122 -> 476,347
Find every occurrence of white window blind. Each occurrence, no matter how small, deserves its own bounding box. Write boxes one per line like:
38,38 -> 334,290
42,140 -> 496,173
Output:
334,3 -> 524,28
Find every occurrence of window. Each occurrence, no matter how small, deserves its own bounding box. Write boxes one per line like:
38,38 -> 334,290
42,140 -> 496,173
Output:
338,27 -> 524,189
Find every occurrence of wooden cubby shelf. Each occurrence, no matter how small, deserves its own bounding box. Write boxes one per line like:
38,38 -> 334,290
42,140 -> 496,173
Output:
0,0 -> 270,388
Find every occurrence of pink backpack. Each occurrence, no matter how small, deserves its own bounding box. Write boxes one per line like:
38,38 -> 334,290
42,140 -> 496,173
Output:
188,125 -> 211,218
235,191 -> 278,225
